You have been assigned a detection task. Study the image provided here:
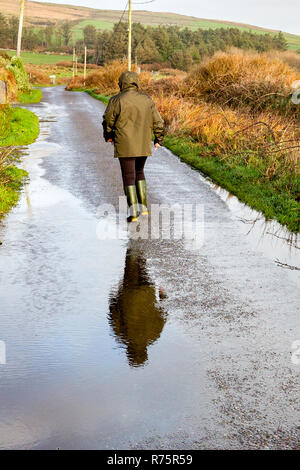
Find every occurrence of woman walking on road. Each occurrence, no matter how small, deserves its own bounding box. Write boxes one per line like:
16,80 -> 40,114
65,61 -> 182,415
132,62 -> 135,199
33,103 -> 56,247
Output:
102,71 -> 164,222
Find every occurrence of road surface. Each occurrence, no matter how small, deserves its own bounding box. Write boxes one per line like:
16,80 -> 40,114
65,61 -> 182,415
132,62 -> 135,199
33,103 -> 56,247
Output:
0,87 -> 299,450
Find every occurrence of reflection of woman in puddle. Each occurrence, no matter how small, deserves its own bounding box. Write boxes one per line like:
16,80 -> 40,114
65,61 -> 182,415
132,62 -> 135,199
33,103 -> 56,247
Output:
109,249 -> 166,368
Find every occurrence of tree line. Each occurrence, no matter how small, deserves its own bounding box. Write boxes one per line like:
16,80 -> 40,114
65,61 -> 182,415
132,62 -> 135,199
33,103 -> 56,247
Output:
0,13 -> 289,70
88,23 -> 288,69
0,13 -> 74,51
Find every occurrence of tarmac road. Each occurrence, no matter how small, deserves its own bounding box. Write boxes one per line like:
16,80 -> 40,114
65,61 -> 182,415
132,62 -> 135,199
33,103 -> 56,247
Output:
0,87 -> 299,450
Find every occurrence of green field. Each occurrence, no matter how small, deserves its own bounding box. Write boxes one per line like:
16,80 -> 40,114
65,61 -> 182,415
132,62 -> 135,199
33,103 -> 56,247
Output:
0,50 -> 73,64
189,19 -> 267,32
72,19 -> 114,40
284,33 -> 300,50
70,17 -> 299,51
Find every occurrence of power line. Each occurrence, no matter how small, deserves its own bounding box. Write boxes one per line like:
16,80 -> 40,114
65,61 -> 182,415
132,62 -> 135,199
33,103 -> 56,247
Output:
114,1 -> 129,31
112,0 -> 156,69
132,0 -> 156,4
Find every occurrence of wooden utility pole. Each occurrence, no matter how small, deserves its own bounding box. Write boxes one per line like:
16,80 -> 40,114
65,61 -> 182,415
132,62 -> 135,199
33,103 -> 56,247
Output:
16,0 -> 25,57
84,46 -> 87,82
128,0 -> 132,71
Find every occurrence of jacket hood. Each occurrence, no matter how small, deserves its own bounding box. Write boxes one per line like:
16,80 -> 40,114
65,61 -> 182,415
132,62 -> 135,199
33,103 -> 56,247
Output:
118,71 -> 139,91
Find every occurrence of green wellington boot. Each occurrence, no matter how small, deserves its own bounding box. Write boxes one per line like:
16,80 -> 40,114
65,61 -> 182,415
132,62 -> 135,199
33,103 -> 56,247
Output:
124,185 -> 139,222
136,179 -> 149,216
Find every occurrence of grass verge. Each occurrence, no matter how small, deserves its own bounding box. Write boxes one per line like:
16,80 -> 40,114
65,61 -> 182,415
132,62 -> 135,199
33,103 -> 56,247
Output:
85,90 -> 110,104
0,165 -> 28,219
0,106 -> 40,221
164,135 -> 300,233
0,107 -> 39,146
18,88 -> 43,103
69,88 -> 111,104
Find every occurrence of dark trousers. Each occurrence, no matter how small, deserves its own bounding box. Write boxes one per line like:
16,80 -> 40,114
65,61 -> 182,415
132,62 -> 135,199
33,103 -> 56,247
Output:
119,157 -> 147,187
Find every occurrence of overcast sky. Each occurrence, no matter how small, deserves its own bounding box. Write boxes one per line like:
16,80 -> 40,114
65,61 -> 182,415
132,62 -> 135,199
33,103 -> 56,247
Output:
39,0 -> 300,35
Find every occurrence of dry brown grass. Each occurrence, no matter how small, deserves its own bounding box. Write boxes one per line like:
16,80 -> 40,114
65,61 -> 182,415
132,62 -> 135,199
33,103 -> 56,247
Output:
154,93 -> 300,180
66,60 -> 139,94
0,65 -> 18,102
25,64 -> 74,85
157,68 -> 187,77
56,61 -> 101,70
183,50 -> 299,113
141,75 -> 183,97
149,52 -> 300,180
66,58 -> 300,181
267,50 -> 300,72
0,0 -> 91,22
25,64 -> 51,85
66,62 -> 183,97
141,63 -> 168,72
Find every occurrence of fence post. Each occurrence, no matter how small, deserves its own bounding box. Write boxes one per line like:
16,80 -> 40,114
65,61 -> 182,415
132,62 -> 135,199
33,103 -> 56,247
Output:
0,80 -> 7,104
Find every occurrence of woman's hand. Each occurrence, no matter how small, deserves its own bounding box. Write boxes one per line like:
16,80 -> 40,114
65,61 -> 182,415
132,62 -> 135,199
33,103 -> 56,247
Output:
154,143 -> 161,150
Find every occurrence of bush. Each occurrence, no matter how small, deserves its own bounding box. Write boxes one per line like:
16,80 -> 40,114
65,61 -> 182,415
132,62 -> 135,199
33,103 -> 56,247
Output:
183,50 -> 298,114
6,56 -> 30,92
142,76 -> 183,98
0,51 -> 10,61
66,60 -> 138,95
267,50 -> 300,72
153,93 -> 300,183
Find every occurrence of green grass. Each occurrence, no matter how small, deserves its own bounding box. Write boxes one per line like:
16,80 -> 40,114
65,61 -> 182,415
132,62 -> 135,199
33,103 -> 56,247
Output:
189,19 -> 265,32
86,90 -> 111,104
69,88 -> 111,104
164,135 -> 300,233
284,33 -> 300,51
0,49 -> 73,64
72,19 -> 114,40
18,88 -> 43,103
0,107 -> 39,146
0,106 -> 39,220
0,166 -> 28,219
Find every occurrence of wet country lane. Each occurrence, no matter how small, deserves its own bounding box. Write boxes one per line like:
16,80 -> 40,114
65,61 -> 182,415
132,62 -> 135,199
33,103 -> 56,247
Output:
0,86 -> 299,450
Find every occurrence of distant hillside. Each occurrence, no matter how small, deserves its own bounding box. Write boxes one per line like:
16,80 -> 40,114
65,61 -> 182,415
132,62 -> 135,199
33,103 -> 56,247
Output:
0,0 -> 299,50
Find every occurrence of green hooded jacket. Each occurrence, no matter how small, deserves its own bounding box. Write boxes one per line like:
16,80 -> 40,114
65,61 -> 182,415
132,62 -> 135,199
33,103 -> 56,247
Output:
102,71 -> 165,158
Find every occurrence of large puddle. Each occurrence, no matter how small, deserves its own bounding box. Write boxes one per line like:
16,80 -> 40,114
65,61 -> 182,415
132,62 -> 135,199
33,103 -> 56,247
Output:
0,90 -> 299,449
0,99 -> 215,449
